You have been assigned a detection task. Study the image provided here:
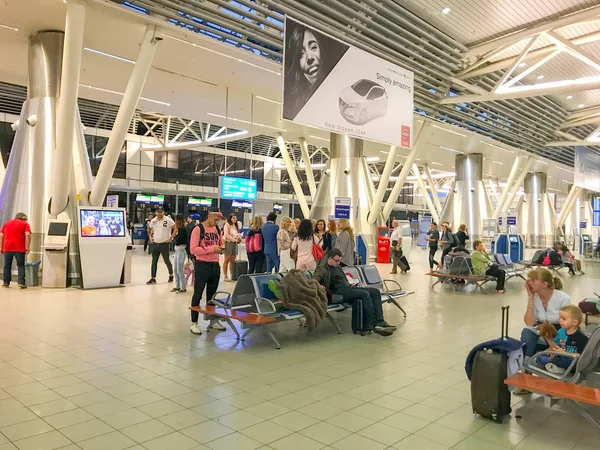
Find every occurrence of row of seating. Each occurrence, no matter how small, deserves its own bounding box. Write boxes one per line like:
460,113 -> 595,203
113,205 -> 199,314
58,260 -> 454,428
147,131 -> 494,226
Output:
190,265 -> 413,349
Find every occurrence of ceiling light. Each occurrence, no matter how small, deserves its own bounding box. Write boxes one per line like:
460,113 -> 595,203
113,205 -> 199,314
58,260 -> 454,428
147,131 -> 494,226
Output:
489,161 -> 504,165
366,157 -> 380,162
0,24 -> 19,32
536,75 -> 544,80
256,96 -> 281,104
84,47 -> 134,64
432,124 -> 466,137
309,135 -> 329,142
79,84 -> 171,106
431,162 -> 444,166
439,146 -> 462,153
579,104 -> 585,108
567,95 -> 573,99
206,112 -> 285,131
482,141 -> 514,153
441,7 -> 451,14
518,62 -> 527,68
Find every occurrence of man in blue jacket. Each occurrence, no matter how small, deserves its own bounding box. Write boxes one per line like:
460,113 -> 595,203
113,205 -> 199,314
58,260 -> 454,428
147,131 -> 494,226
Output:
262,212 -> 280,273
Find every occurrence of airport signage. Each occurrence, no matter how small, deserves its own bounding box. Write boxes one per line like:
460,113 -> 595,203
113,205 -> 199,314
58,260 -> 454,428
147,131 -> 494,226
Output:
580,221 -> 587,229
334,197 -> 351,219
575,146 -> 600,192
507,216 -> 517,226
106,195 -> 118,208
282,16 -> 414,148
220,177 -> 258,200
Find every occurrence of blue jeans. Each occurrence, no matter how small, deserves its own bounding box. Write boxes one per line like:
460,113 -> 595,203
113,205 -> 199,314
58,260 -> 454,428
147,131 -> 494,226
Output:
173,246 -> 187,289
265,253 -> 280,273
520,327 -> 550,357
536,355 -> 573,369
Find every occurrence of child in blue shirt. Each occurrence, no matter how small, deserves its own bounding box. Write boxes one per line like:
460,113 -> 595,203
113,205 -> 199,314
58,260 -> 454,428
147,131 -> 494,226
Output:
536,305 -> 588,374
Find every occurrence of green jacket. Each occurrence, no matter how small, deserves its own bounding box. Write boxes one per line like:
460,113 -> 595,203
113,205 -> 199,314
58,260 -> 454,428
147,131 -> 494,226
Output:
312,258 -> 331,289
471,250 -> 491,276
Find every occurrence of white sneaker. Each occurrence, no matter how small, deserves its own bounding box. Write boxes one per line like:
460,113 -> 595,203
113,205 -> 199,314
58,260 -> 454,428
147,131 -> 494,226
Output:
190,323 -> 202,335
545,363 -> 566,374
208,320 -> 226,331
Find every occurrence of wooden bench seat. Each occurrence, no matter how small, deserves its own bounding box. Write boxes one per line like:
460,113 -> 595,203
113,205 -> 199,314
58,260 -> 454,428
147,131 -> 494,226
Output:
190,305 -> 276,324
505,373 -> 600,406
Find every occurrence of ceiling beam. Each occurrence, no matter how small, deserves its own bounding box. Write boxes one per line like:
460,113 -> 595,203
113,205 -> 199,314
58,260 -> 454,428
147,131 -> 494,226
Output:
546,140 -> 592,147
562,114 -> 600,128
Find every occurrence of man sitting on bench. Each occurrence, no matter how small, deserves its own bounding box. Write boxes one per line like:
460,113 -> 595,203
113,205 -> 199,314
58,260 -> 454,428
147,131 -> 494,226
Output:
313,249 -> 397,336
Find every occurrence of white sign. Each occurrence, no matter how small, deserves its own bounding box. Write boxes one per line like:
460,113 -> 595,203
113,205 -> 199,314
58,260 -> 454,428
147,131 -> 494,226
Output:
575,146 -> 600,192
106,195 -> 119,208
282,16 -> 414,148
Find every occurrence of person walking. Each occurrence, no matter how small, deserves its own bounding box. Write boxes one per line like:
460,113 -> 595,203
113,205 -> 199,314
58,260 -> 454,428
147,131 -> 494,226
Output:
143,214 -> 153,252
426,222 -> 440,274
262,212 -> 280,273
335,218 -> 355,266
246,216 -> 266,274
171,215 -> 188,293
277,216 -> 296,272
390,220 -> 406,274
0,213 -> 31,289
439,222 -> 454,268
189,208 -> 225,335
222,214 -> 242,282
146,208 -> 176,285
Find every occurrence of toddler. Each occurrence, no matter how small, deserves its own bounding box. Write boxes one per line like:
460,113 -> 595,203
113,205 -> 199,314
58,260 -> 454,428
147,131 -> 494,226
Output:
536,305 -> 588,374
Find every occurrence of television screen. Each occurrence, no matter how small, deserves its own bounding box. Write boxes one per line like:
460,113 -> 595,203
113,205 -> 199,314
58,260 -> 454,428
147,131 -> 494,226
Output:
136,194 -> 152,203
273,203 -> 283,211
48,222 -> 68,237
220,177 -> 257,200
188,197 -> 212,206
80,209 -> 126,237
151,195 -> 164,203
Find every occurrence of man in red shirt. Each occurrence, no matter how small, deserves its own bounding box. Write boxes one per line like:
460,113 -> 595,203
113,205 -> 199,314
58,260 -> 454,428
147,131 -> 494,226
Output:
0,212 -> 32,288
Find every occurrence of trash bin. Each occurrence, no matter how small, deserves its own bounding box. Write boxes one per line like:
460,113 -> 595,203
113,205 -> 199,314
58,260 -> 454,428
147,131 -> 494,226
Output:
25,261 -> 41,287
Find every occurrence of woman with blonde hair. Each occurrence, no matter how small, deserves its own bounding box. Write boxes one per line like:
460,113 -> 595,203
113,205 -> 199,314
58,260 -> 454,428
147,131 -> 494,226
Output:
335,218 -> 355,266
277,216 -> 296,272
245,216 -> 265,274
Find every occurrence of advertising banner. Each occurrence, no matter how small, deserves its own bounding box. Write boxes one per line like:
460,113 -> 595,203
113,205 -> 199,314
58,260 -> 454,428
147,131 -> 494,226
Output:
575,146 -> 600,192
282,16 -> 414,148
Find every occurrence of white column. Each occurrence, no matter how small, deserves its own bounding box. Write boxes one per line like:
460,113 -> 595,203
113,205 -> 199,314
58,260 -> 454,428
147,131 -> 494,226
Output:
299,138 -> 317,199
277,134 -> 310,218
492,154 -> 522,219
412,164 -> 440,224
89,25 -> 161,206
0,151 -> 5,188
501,156 -> 533,214
49,0 -> 86,216
382,122 -> 429,221
423,163 -> 442,215
556,185 -> 580,229
367,145 -> 398,224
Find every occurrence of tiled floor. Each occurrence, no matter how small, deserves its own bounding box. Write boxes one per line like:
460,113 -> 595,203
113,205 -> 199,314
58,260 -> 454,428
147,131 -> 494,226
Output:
0,243 -> 599,449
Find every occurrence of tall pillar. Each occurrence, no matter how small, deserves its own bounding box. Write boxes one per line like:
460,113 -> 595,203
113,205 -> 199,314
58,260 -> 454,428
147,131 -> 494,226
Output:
0,31 -> 91,285
310,133 -> 377,252
442,153 -> 492,240
518,172 -> 556,248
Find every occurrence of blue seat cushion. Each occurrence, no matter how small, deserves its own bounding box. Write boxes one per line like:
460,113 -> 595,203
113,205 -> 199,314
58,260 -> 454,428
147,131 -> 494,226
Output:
254,274 -> 281,300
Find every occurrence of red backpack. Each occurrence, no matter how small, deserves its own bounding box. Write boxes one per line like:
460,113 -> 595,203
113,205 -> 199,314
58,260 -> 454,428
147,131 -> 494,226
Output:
245,233 -> 263,253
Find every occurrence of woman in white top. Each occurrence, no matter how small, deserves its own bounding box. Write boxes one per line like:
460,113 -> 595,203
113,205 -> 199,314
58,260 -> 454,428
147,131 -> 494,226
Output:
222,214 -> 242,281
520,267 -> 570,357
292,219 -> 318,270
277,216 -> 296,272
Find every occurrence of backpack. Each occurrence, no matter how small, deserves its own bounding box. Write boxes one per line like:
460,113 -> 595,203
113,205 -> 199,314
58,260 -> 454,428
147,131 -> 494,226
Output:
542,254 -> 551,266
450,233 -> 459,248
245,232 -> 263,253
548,251 -> 562,266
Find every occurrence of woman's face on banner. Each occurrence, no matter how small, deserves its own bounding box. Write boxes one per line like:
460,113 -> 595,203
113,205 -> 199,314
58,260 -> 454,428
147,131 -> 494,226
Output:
300,30 -> 321,85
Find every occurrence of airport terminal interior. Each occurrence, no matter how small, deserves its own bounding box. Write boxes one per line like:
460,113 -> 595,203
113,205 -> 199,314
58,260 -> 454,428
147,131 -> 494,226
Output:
2,0 -> 600,449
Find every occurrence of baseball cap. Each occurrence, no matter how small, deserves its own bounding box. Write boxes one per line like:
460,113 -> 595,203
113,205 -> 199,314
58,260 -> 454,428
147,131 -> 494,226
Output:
208,207 -> 223,217
155,207 -> 164,212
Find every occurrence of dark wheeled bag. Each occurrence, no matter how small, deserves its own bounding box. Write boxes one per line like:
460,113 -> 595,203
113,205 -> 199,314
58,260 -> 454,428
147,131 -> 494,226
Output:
351,298 -> 367,336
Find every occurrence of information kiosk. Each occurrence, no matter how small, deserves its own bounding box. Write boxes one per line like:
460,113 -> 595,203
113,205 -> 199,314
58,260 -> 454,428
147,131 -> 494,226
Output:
42,219 -> 71,288
78,207 -> 129,289
491,234 -> 524,262
580,234 -> 593,256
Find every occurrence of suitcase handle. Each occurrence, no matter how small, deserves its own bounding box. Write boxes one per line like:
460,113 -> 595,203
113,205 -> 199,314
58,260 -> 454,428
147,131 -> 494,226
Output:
501,305 -> 509,339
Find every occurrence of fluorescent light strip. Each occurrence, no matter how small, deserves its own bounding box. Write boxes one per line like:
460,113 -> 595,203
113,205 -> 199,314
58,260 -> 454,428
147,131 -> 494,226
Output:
256,96 -> 281,104
536,160 -> 549,165
84,47 -> 134,64
164,35 -> 281,76
207,113 -> 286,131
366,157 -> 380,162
0,24 -> 18,32
309,135 -> 330,142
557,166 -> 573,173
483,141 -> 514,153
432,124 -> 466,137
431,162 -> 445,166
79,84 -> 171,106
440,146 -> 462,153
489,160 -> 504,165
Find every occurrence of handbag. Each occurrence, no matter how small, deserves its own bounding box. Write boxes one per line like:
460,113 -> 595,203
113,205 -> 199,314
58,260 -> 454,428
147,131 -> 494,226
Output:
490,263 -> 499,270
312,243 -> 325,261
542,255 -> 551,266
245,233 -> 262,253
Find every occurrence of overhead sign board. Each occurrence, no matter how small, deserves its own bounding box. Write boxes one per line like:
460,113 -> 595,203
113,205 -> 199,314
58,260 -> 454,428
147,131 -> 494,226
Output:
282,16 -> 414,148
220,177 -> 257,200
334,197 -> 351,219
507,216 -> 517,226
575,146 -> 600,192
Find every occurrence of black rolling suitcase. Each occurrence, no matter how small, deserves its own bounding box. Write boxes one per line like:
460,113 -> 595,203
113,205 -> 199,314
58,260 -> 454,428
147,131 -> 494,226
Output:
399,256 -> 410,272
470,306 -> 512,423
232,260 -> 248,281
351,298 -> 367,336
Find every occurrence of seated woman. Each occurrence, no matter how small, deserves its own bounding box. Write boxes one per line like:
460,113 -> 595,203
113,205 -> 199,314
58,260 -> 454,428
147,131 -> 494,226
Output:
560,245 -> 576,275
471,240 -> 506,294
520,267 -> 570,358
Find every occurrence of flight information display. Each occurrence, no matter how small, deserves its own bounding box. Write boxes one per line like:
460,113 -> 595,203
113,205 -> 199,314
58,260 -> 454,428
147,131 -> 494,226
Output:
220,177 -> 257,200
593,197 -> 600,226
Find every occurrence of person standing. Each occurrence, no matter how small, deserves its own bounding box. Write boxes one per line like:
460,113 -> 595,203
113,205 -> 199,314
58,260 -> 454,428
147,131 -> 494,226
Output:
108,216 -> 122,236
262,212 -> 280,273
277,216 -> 296,272
456,224 -> 469,249
143,214 -> 153,252
425,222 -> 440,274
171,215 -> 188,293
246,216 -> 266,274
0,213 -> 31,289
335,218 -> 355,266
327,219 -> 338,250
315,219 -> 328,250
147,208 -> 176,285
189,208 -> 225,334
222,214 -> 241,282
390,220 -> 406,274
292,219 -> 317,270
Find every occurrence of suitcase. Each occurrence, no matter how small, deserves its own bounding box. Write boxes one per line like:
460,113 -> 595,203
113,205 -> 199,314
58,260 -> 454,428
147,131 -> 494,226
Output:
351,298 -> 367,336
398,255 -> 410,272
232,260 -> 248,281
470,306 -> 512,423
575,259 -> 582,272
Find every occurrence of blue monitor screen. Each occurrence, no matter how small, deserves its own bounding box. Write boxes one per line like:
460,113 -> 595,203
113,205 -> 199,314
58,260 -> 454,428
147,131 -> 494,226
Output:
220,177 -> 257,200
593,197 -> 600,212
594,211 -> 600,227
